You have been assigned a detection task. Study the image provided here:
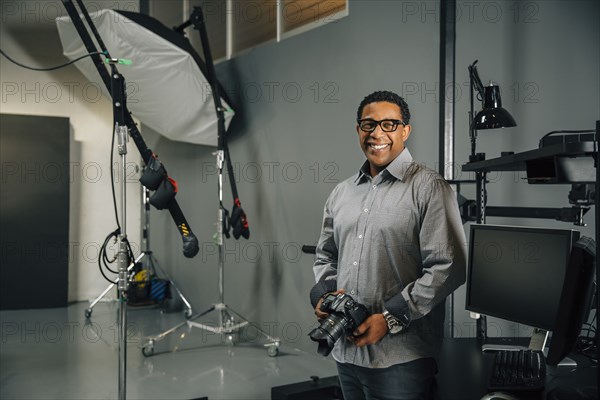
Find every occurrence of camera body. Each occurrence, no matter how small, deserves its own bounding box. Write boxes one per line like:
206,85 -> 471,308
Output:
308,292 -> 369,356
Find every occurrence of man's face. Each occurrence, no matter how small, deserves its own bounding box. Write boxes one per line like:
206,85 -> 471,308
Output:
357,101 -> 411,176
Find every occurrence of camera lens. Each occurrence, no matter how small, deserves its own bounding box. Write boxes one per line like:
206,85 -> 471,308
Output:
308,314 -> 349,356
309,293 -> 370,357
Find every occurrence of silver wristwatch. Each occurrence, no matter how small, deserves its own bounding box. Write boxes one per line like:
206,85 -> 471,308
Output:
382,310 -> 402,334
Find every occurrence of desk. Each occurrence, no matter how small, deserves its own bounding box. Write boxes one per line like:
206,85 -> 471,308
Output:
437,338 -> 597,400
271,338 -> 595,400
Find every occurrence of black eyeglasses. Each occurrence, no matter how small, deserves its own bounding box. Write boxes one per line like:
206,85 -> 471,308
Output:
357,119 -> 406,133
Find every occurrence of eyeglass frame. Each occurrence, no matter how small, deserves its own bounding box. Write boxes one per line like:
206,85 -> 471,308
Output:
356,118 -> 407,133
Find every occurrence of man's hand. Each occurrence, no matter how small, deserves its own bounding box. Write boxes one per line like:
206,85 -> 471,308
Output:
347,313 -> 388,347
314,289 -> 345,320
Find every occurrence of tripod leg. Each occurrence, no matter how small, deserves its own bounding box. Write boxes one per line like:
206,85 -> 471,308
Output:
86,283 -> 116,318
141,305 -> 215,357
148,253 -> 193,318
85,253 -> 145,318
170,283 -> 194,318
220,305 -> 280,357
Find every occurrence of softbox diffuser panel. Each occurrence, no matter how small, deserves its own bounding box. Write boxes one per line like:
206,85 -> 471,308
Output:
56,9 -> 233,147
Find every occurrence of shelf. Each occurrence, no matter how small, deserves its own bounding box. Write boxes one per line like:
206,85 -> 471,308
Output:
462,141 -> 596,184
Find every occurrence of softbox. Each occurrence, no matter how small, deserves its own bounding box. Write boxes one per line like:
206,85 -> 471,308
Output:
56,9 -> 234,146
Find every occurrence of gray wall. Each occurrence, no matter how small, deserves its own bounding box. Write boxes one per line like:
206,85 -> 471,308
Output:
148,0 -> 599,353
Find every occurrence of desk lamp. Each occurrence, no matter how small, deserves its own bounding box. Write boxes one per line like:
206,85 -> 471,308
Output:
468,60 -> 517,162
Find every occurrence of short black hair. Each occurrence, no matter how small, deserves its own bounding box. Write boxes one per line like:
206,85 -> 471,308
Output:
356,90 -> 411,124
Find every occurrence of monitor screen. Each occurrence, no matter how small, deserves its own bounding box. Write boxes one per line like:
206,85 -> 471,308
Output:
466,224 -> 580,331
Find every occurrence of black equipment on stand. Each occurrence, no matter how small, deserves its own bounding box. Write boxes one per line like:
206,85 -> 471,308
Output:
59,1 -> 201,399
139,185 -> 194,317
60,0 -> 200,259
141,6 -> 279,358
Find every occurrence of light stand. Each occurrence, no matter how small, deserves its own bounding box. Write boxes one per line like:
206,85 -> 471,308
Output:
188,4 -> 278,352
111,63 -> 130,400
594,119 -> 599,399
468,61 -> 488,342
57,2 -> 201,398
141,6 -> 279,358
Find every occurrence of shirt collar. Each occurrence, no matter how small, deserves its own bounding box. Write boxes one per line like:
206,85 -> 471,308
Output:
354,148 -> 414,184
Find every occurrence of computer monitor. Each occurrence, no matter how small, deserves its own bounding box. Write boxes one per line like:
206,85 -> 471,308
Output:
466,224 -> 594,365
546,236 -> 595,366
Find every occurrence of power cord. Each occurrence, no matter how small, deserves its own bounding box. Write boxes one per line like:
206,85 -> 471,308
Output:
576,314 -> 598,363
97,112 -> 135,283
1,48 -> 135,284
0,48 -> 106,71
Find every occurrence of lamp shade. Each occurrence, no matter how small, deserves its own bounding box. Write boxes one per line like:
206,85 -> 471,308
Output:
474,84 -> 516,130
56,9 -> 234,147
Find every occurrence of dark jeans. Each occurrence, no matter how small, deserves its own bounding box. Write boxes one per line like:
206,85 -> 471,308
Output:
336,358 -> 438,400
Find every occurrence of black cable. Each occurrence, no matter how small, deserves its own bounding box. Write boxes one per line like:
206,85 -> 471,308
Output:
110,115 -> 122,231
2,19 -> 137,282
97,115 -> 137,283
0,48 -> 105,71
576,336 -> 598,362
3,44 -> 137,282
96,229 -> 135,283
575,313 -> 598,362
1,46 -> 128,283
0,48 -> 126,282
97,229 -> 119,283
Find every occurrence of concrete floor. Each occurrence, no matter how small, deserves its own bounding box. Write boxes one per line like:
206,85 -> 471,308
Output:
0,302 -> 337,400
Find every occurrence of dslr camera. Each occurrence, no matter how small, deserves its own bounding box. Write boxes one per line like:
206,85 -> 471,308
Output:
308,292 -> 369,356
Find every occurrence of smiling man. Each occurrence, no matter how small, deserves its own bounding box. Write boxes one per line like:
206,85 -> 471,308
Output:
358,99 -> 411,177
310,91 -> 467,400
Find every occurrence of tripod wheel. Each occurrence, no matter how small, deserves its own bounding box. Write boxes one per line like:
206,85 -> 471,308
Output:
84,309 -> 92,319
267,345 -> 279,357
142,340 -> 155,357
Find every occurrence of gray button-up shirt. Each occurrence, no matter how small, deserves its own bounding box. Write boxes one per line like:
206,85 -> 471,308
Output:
313,148 -> 467,368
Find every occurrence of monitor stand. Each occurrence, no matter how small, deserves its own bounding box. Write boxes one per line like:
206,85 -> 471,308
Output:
481,329 -> 577,367
480,328 -> 546,352
528,328 -> 549,351
481,343 -> 528,352
531,330 -> 577,367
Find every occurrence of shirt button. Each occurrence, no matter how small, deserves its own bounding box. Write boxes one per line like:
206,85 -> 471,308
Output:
353,261 -> 358,266
350,290 -> 356,295
373,185 -> 377,189
358,234 -> 363,239
364,208 -> 369,213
